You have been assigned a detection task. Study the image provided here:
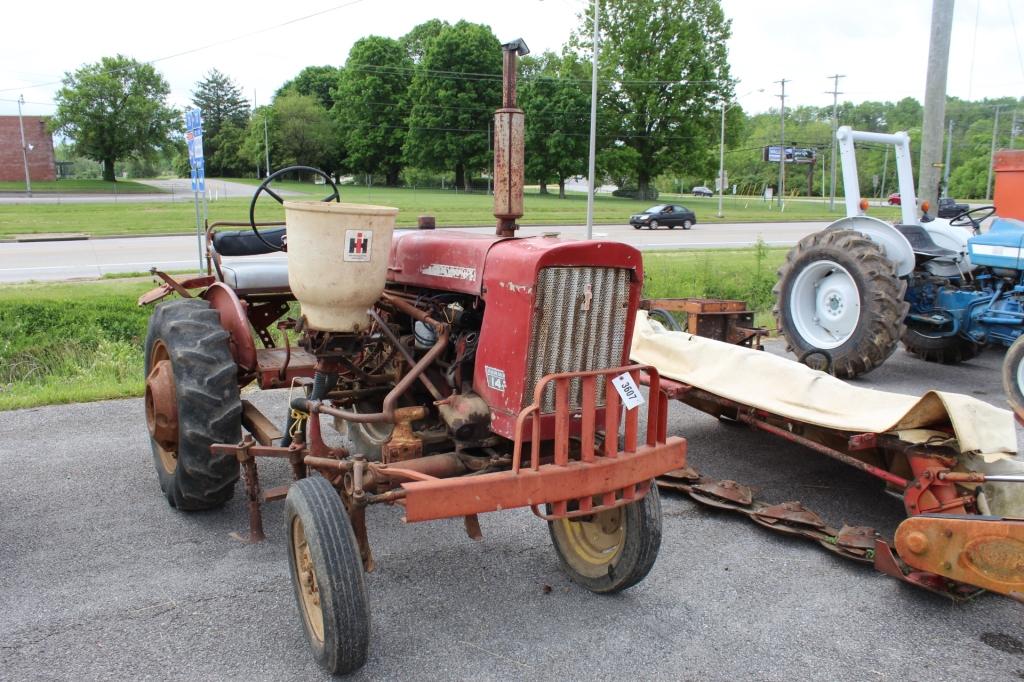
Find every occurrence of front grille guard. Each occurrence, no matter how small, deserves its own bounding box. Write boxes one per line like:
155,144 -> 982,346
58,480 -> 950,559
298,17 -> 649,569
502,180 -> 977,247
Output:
513,364 -> 669,520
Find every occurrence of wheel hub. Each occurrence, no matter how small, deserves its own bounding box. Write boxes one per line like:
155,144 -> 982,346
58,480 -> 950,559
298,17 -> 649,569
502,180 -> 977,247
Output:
556,506 -> 626,577
145,359 -> 178,452
790,260 -> 861,349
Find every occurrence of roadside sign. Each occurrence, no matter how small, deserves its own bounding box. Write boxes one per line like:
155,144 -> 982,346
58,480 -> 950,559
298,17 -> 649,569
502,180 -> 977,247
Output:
183,107 -> 206,271
764,146 -> 816,164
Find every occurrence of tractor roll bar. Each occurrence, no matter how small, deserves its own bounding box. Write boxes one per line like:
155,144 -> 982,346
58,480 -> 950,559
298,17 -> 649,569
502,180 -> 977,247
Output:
836,126 -> 918,226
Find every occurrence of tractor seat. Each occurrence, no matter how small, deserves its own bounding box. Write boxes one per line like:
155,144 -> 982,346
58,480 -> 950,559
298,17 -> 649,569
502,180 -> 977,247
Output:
894,224 -> 958,261
218,258 -> 291,294
212,227 -> 287,256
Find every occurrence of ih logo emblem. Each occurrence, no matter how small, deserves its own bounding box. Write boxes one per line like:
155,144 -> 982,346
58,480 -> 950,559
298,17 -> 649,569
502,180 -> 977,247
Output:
344,229 -> 372,262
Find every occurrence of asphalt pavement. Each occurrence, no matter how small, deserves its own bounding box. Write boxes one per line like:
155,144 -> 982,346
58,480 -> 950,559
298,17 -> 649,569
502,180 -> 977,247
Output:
2,341 -> 1022,680
0,221 -> 828,283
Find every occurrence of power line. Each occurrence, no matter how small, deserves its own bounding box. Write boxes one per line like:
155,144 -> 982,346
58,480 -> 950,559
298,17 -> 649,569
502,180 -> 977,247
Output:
0,0 -> 370,94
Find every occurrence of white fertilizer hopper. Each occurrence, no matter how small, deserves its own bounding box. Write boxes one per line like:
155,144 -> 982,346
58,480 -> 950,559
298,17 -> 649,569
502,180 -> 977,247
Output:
283,201 -> 399,332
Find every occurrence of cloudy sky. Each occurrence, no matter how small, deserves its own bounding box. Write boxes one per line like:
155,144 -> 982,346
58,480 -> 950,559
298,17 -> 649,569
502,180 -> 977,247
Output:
1,0 -> 1021,119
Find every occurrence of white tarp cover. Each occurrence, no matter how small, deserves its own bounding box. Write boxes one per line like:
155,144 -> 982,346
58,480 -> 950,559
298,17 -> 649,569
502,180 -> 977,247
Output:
630,311 -> 1015,457
631,311 -> 1024,516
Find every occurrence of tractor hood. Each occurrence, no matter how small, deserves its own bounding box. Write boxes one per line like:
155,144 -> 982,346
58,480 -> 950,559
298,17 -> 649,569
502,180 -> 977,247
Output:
969,218 -> 1024,270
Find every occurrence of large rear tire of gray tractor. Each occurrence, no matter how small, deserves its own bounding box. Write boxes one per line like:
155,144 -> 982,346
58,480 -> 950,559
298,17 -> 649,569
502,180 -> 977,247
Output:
901,327 -> 984,365
144,298 -> 241,510
773,229 -> 908,379
548,483 -> 663,594
1002,335 -> 1024,422
286,476 -> 370,675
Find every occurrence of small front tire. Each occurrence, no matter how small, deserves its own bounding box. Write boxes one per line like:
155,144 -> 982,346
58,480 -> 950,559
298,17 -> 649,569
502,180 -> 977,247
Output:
649,220 -> 659,230
285,476 -> 370,675
548,484 -> 663,593
683,219 -> 693,230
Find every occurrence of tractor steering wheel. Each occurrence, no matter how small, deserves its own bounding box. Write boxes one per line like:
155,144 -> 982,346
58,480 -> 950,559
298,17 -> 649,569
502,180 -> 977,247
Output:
949,205 -> 995,233
248,165 -> 340,252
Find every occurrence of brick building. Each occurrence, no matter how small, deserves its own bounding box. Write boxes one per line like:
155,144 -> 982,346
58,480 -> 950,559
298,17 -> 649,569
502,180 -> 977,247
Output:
0,116 -> 56,182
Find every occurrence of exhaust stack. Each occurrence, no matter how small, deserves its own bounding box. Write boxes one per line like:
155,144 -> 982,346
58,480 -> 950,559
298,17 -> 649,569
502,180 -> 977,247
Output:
493,38 -> 529,238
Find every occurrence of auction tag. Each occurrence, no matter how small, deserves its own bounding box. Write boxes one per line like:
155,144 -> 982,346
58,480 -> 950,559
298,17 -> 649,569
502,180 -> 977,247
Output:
611,372 -> 644,410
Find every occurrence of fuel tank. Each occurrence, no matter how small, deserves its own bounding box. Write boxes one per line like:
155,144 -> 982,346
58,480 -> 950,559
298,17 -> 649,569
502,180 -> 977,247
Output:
969,218 -> 1024,270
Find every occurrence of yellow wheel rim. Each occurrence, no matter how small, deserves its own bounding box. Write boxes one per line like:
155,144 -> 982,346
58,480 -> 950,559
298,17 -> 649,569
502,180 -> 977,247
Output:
291,516 -> 325,643
553,507 -> 626,579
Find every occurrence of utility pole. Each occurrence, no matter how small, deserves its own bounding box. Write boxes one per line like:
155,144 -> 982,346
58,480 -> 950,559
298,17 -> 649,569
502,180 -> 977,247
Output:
987,105 -> 1001,200
776,78 -> 788,212
918,0 -> 954,217
16,95 -> 32,197
717,99 -> 726,218
585,0 -> 600,240
826,74 -> 844,211
942,118 -> 953,197
1011,110 -> 1019,149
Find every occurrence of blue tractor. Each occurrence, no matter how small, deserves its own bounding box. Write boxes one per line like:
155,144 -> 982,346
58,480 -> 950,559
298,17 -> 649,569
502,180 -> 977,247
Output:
774,127 -> 1024,415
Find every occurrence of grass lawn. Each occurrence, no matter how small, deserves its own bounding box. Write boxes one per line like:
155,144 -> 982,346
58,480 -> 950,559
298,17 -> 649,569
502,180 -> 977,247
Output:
0,279 -> 153,410
0,179 -> 161,194
0,245 -> 783,410
0,181 -> 896,239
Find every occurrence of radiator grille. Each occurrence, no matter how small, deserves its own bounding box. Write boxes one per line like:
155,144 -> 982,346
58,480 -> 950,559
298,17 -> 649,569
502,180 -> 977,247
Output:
523,266 -> 631,412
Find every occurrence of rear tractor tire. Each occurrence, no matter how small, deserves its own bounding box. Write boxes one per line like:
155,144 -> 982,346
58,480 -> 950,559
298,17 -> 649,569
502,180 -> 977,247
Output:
548,483 -> 663,593
901,327 -> 983,365
773,229 -> 908,379
286,476 -> 370,675
144,298 -> 241,510
1003,336 -> 1024,421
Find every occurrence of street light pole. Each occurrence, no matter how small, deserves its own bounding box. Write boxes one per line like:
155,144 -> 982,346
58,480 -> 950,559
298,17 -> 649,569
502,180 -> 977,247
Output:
17,95 -> 32,197
263,113 -> 271,178
585,0 -> 599,240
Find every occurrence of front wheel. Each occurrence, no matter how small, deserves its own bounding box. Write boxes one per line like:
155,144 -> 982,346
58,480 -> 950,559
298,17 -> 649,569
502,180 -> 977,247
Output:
773,229 -> 908,379
285,476 -> 370,675
648,220 -> 659,230
548,484 -> 662,593
1003,336 -> 1024,421
682,219 -> 693,230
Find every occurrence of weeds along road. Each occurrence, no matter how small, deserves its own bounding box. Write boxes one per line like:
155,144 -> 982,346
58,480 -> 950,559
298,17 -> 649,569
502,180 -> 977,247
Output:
0,220 -> 828,283
1,341 -> 1022,680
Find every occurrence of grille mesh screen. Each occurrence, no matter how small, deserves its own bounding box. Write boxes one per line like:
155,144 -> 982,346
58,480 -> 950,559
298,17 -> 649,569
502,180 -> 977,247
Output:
523,266 -> 631,412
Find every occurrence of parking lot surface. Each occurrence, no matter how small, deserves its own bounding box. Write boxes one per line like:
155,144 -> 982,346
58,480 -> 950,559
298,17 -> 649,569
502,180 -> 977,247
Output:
2,341 -> 1022,680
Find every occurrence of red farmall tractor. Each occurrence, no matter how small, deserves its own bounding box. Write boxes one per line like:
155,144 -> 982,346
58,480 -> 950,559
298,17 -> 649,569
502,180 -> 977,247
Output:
139,40 -> 686,674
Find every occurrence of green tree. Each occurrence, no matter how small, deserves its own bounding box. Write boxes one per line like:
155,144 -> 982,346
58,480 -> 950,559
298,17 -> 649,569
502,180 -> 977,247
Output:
277,65 -> 343,109
191,69 -> 250,176
52,55 -> 179,181
404,21 -> 501,189
241,94 -> 342,174
402,19 -> 451,63
574,0 -> 733,198
520,52 -> 591,197
334,36 -> 412,185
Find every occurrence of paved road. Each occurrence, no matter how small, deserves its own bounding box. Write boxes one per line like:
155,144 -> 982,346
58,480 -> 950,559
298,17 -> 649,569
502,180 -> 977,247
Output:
0,179 -> 289,205
2,342 -> 1022,680
0,221 -> 827,283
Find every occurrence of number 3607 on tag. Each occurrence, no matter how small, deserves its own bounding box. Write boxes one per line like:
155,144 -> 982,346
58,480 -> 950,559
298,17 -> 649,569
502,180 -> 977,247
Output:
611,372 -> 645,410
